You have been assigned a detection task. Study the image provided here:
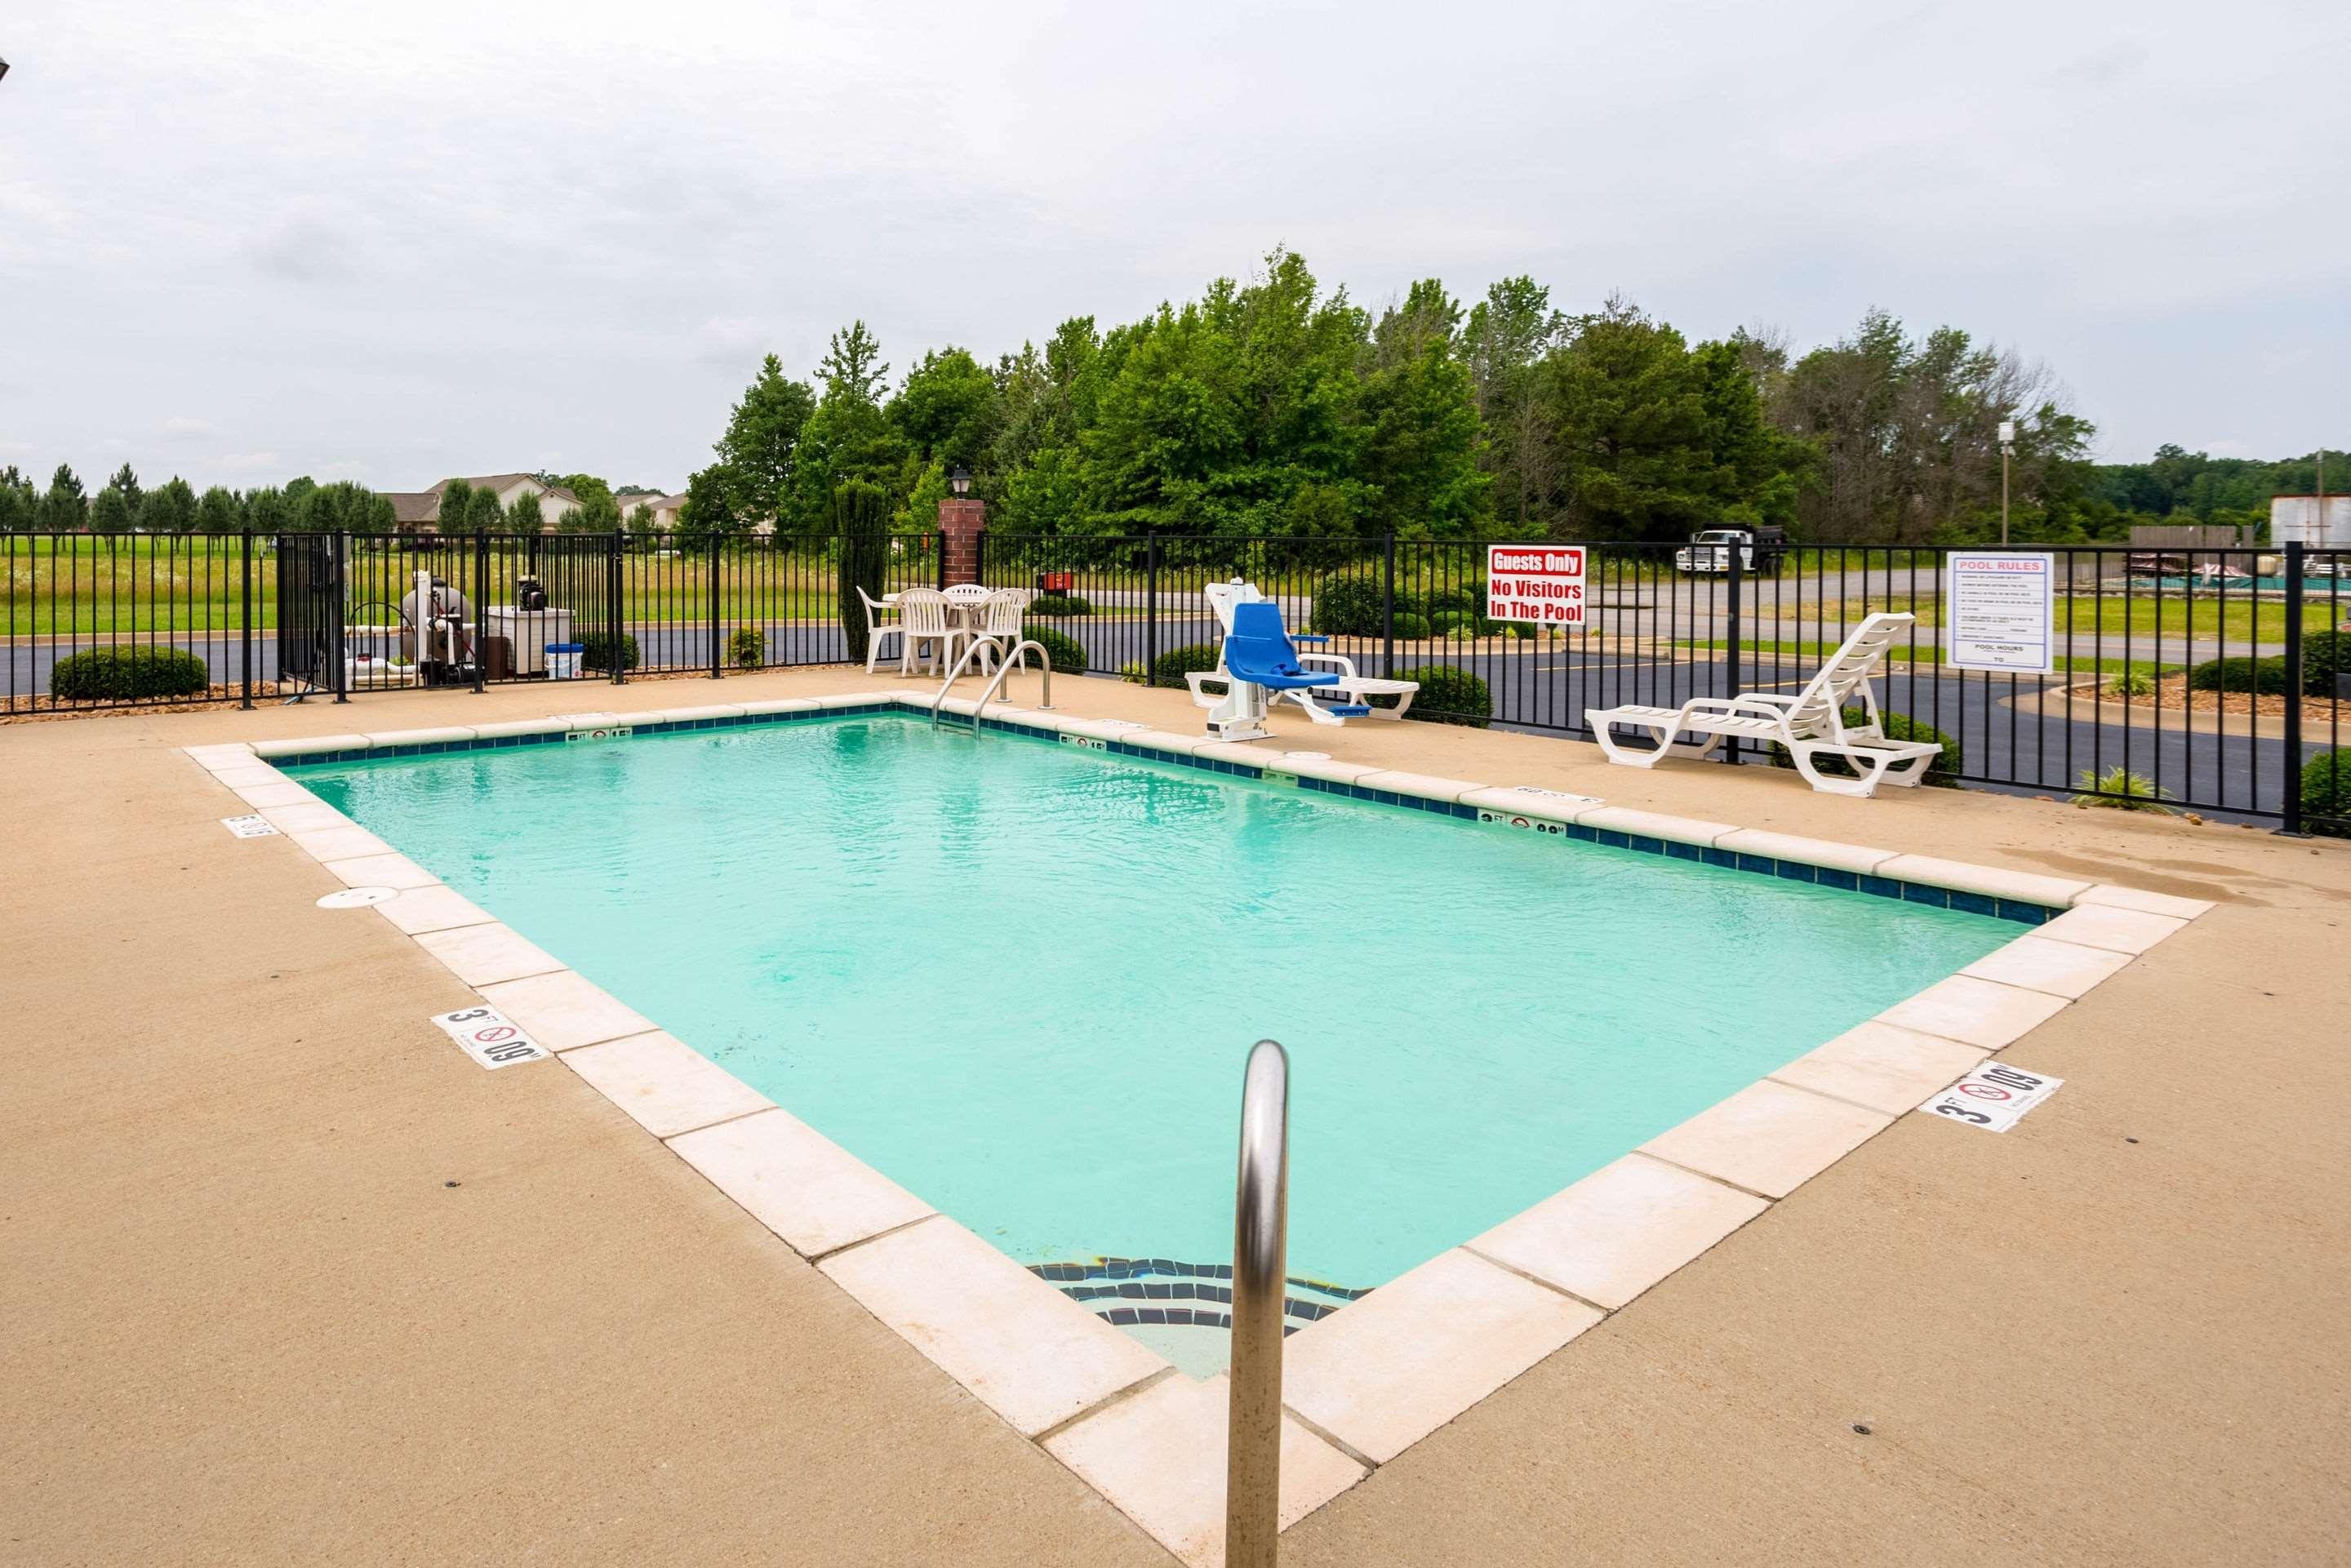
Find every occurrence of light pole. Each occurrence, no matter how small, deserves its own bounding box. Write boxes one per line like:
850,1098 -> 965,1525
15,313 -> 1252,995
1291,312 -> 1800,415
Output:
1998,419 -> 2016,546
949,466 -> 971,498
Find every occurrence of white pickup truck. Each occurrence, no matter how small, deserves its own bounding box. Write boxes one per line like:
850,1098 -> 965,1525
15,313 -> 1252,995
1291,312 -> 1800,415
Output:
1674,526 -> 1788,575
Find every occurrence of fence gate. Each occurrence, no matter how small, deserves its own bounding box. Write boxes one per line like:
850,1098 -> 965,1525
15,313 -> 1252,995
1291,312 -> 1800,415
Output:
274,531 -> 345,700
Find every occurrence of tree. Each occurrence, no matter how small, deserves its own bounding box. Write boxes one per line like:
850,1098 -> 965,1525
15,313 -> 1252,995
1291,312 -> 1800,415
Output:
678,464 -> 743,540
0,466 -> 35,532
710,355 -> 816,522
1464,278 -> 1568,530
138,477 -> 199,534
245,486 -> 292,535
88,486 -> 136,535
198,486 -> 243,535
504,491 -> 546,535
296,481 -> 395,535
783,322 -> 912,531
1357,281 -> 1489,536
889,347 -> 1000,472
108,464 -> 145,514
40,464 -> 87,531
572,491 -> 623,531
558,473 -> 616,514
624,502 -> 658,534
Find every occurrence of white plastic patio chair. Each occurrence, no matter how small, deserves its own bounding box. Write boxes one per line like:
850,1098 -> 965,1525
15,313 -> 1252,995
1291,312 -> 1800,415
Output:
949,589 -> 1029,677
894,589 -> 962,677
1584,611 -> 1940,797
1184,580 -> 1419,726
858,586 -> 904,673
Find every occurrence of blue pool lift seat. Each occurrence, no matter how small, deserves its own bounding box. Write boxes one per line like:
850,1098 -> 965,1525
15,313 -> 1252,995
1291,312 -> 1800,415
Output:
1203,601 -> 1372,740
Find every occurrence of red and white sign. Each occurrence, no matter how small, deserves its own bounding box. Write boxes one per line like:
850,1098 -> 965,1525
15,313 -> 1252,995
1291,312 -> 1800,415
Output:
1485,544 -> 1587,626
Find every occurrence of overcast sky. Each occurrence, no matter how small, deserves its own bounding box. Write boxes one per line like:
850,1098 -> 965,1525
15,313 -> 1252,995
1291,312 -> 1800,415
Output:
3,0 -> 2344,495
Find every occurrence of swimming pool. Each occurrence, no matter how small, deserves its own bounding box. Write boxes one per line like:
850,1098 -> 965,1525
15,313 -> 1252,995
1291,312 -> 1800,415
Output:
288,713 -> 2020,1363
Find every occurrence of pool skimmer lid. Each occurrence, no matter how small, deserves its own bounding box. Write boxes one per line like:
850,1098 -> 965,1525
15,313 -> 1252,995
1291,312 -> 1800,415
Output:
317,886 -> 399,909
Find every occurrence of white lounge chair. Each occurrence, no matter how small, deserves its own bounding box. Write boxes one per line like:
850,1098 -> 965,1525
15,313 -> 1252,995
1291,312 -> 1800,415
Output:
1184,580 -> 1418,732
1584,612 -> 1940,798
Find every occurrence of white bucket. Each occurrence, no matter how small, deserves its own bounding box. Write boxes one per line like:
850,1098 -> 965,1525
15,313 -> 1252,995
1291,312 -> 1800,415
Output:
544,644 -> 584,680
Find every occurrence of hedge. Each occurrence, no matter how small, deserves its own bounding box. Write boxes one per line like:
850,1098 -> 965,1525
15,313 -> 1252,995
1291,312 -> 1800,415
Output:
579,631 -> 639,673
1384,664 -> 1490,727
1018,624 -> 1088,677
1391,611 -> 1431,640
1027,593 -> 1093,617
50,646 -> 211,701
2304,749 -> 2351,836
1149,642 -> 1222,688
727,627 -> 763,670
1771,707 -> 1962,787
2186,655 -> 2291,695
2301,629 -> 2349,696
1308,574 -> 1385,637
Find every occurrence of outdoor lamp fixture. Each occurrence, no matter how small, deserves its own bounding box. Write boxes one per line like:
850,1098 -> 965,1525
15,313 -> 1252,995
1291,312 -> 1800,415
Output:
950,467 -> 971,496
0,57 -> 11,82
1998,420 -> 2017,546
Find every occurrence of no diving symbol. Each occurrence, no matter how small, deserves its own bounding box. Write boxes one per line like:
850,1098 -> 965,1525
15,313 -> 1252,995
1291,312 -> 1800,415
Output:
1958,1082 -> 2015,1101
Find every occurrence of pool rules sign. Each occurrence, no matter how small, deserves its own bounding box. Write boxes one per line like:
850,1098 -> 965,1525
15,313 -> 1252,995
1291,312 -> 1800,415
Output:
1947,552 -> 2055,673
1486,545 -> 1586,627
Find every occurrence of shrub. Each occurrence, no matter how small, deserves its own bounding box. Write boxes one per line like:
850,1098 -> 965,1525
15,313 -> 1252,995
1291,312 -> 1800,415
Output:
1307,574 -> 1386,637
727,627 -> 763,670
1027,593 -> 1093,617
1382,664 -> 1490,727
1770,708 -> 1962,787
50,646 -> 211,701
2106,670 -> 2154,698
2300,629 -> 2350,696
2186,655 -> 2291,695
1018,624 -> 1088,677
2072,765 -> 2175,812
1117,661 -> 1147,684
1390,611 -> 1431,640
2304,748 -> 2351,837
1149,642 -> 1223,689
580,631 -> 639,673
1421,587 -> 1478,615
1430,609 -> 1502,638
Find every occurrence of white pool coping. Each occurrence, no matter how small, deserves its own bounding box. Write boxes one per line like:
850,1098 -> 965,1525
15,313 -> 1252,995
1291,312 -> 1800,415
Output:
181,695 -> 2212,1566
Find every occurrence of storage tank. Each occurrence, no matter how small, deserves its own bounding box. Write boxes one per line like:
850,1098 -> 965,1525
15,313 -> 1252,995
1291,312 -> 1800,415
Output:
2270,494 -> 2351,547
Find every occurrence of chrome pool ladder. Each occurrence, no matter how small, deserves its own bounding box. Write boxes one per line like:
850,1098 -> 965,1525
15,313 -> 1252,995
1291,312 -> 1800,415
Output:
928,637 -> 1054,728
1227,1038 -> 1290,1568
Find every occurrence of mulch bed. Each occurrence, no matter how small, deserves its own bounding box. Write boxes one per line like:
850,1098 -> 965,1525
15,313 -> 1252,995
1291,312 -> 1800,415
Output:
2101,673 -> 2351,724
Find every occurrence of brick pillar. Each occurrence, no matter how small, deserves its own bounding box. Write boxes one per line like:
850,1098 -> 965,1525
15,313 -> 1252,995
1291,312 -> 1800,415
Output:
939,496 -> 984,585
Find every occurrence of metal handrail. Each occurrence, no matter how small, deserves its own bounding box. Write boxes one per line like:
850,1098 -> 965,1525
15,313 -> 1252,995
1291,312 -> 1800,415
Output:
1226,1039 -> 1290,1568
928,637 -> 1054,727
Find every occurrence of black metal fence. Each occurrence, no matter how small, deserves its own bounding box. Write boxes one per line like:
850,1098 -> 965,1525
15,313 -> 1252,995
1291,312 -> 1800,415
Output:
7,527 -> 2344,833
980,533 -> 2349,833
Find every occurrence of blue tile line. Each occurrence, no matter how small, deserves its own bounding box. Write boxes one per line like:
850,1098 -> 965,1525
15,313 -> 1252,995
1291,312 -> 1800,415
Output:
267,706 -> 2053,924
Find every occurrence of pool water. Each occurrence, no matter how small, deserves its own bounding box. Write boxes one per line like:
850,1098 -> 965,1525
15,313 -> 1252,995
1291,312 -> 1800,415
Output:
293,718 -> 2014,1346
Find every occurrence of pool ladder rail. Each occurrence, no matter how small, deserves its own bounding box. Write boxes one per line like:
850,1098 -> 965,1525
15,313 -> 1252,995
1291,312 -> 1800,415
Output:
1229,1038 -> 1290,1568
927,636 -> 1054,728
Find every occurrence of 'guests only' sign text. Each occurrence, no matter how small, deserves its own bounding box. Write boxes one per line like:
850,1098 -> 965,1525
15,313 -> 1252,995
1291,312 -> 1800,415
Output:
1486,544 -> 1587,627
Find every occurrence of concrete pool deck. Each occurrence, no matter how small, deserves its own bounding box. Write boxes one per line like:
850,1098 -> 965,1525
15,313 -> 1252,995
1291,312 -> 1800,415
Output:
4,666 -> 2348,1566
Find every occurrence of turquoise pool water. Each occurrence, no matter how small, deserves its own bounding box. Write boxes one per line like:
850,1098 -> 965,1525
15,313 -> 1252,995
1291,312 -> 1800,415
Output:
292,718 -> 2013,1320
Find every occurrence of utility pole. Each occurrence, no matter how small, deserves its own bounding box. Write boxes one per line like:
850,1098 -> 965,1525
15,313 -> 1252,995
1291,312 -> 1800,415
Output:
1998,420 -> 2016,546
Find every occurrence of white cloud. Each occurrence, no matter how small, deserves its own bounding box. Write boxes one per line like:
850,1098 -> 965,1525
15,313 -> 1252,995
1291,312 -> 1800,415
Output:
162,416 -> 216,438
1,0 -> 2345,478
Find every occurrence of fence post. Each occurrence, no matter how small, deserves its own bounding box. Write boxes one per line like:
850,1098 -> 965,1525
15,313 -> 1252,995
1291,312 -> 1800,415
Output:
936,531 -> 949,591
611,531 -> 629,682
1721,540 -> 1742,762
1145,531 -> 1161,681
473,531 -> 488,693
1382,535 -> 1396,679
239,531 -> 254,709
2281,540 -> 2305,835
705,535 -> 724,677
332,533 -> 351,704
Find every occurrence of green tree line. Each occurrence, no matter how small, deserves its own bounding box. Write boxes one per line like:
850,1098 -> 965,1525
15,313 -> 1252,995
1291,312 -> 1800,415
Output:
679,247 -> 2338,547
0,464 -> 398,535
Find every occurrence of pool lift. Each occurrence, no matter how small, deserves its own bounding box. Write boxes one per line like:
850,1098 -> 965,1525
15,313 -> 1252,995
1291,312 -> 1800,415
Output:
1198,601 -> 1374,743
